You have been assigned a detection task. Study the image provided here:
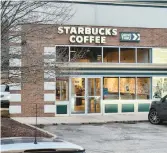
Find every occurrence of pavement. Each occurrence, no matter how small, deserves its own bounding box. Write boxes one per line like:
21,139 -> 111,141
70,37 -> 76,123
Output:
12,113 -> 148,125
44,122 -> 167,153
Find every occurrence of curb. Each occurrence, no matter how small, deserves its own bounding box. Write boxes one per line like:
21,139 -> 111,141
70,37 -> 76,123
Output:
32,120 -> 148,126
106,120 -> 148,124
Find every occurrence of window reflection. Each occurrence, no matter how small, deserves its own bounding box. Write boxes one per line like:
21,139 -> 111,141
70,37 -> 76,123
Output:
70,47 -> 102,62
137,78 -> 150,99
56,46 -> 69,62
55,45 -> 153,64
153,77 -> 167,98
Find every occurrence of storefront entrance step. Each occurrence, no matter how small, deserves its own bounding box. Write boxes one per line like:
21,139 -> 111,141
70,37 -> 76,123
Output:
12,113 -> 149,125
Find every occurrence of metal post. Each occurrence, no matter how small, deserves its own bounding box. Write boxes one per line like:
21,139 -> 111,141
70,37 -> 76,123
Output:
34,104 -> 37,144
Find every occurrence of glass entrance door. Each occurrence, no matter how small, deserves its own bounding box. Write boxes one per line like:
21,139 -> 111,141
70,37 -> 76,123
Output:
71,78 -> 85,114
87,78 -> 101,113
71,77 -> 101,114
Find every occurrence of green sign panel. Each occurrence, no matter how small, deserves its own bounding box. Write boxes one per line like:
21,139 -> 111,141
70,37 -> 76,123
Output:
120,32 -> 140,42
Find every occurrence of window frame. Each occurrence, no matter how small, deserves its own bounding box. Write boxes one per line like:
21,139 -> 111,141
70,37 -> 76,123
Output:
103,76 -> 151,100
55,45 -> 152,64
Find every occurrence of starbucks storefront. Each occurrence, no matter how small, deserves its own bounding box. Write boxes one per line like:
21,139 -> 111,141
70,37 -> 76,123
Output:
43,26 -> 167,116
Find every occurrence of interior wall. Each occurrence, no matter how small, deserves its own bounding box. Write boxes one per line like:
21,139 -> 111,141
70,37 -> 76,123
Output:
137,49 -> 149,63
104,78 -> 118,93
120,49 -> 135,63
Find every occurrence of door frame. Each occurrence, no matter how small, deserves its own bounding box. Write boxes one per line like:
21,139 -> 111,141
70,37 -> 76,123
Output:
69,76 -> 103,116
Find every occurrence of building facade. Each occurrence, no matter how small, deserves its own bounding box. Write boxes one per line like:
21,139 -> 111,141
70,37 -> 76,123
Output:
8,1 -> 167,117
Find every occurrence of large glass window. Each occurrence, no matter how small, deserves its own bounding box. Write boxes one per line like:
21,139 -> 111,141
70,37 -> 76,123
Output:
120,48 -> 135,63
103,77 -> 151,100
56,46 -> 69,62
56,78 -> 69,101
70,47 -> 102,62
152,48 -> 167,63
137,48 -> 151,63
103,78 -> 119,100
120,77 -> 136,99
137,78 -> 150,99
103,48 -> 119,63
55,46 -> 153,63
153,77 -> 167,98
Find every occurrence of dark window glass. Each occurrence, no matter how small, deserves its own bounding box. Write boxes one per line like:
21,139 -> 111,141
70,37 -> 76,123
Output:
137,48 -> 150,63
56,46 -> 69,62
103,48 -> 119,63
120,48 -> 135,63
70,47 -> 101,62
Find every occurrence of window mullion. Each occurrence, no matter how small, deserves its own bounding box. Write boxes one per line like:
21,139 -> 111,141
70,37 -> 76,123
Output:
119,77 -> 120,100
69,46 -> 71,62
136,77 -> 137,100
60,81 -> 62,101
102,47 -> 103,63
119,47 -> 120,63
135,48 -> 137,63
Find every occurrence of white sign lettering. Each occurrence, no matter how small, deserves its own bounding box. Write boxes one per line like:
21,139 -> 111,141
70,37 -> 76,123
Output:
57,26 -> 117,44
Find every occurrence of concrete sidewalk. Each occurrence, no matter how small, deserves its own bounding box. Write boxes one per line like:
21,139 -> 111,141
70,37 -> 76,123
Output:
12,113 -> 148,125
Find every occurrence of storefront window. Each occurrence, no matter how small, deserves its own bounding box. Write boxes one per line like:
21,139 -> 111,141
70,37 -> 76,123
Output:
88,78 -> 101,96
103,77 -> 119,100
137,48 -> 150,63
137,78 -> 150,99
120,48 -> 135,63
103,47 -> 119,63
70,47 -> 102,62
120,77 -> 136,99
56,78 -> 69,101
152,48 -> 167,63
56,46 -> 69,62
153,77 -> 167,98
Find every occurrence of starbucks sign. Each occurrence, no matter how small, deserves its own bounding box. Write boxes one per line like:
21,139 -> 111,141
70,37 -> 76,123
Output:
58,26 -> 117,44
